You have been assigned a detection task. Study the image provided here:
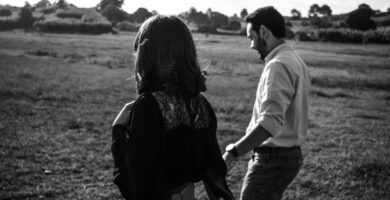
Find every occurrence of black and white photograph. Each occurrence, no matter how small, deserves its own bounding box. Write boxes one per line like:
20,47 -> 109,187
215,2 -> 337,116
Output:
1,0 -> 389,199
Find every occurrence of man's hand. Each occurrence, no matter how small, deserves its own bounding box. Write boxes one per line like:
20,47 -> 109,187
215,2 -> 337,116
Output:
223,151 -> 234,171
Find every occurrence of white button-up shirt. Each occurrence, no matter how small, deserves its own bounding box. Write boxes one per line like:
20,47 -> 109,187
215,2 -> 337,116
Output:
246,43 -> 311,147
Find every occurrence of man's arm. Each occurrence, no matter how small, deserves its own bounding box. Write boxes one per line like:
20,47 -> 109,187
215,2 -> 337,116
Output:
223,62 -> 296,168
223,123 -> 271,168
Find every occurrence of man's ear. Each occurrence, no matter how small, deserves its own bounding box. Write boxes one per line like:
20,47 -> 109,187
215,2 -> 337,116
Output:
259,25 -> 268,38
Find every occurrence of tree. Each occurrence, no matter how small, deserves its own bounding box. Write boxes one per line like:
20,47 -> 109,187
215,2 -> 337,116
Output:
309,4 -> 332,17
291,8 -> 301,20
319,5 -> 332,17
101,4 -> 125,23
228,19 -> 241,30
358,3 -> 371,10
0,8 -> 12,17
346,5 -> 376,31
308,4 -> 320,18
387,7 -> 390,13
133,7 -> 153,23
184,7 -> 209,25
208,11 -> 229,28
97,0 -> 124,11
18,2 -> 34,28
54,0 -> 67,9
240,8 -> 248,19
34,0 -> 51,8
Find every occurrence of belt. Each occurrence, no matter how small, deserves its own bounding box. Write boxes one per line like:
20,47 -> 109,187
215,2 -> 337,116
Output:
253,146 -> 300,154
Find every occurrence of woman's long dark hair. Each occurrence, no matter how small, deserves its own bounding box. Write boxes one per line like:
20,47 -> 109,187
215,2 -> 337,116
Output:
134,15 -> 206,96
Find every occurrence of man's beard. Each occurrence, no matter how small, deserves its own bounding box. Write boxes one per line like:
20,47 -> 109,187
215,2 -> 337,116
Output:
257,38 -> 268,60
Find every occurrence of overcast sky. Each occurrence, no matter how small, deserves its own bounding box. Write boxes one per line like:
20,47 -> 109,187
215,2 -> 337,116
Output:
2,0 -> 389,16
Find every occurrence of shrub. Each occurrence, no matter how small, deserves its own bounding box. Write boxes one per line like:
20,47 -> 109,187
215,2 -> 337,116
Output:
228,20 -> 241,30
34,19 -> 113,34
364,29 -> 390,43
310,17 -> 332,28
318,28 -> 364,43
18,5 -> 35,28
294,30 -> 318,41
346,8 -> 376,31
0,8 -> 12,17
37,7 -> 57,14
0,17 -> 19,31
197,24 -> 217,34
372,14 -> 390,27
100,4 -> 125,23
115,21 -> 139,32
56,10 -> 83,19
285,27 -> 295,39
294,28 -> 390,44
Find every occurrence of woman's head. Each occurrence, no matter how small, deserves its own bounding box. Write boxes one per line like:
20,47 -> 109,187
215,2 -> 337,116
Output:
134,15 -> 206,96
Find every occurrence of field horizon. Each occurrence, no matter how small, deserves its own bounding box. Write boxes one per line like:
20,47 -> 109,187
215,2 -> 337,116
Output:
0,30 -> 389,199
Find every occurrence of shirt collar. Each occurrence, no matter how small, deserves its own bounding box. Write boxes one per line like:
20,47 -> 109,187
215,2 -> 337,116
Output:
264,42 -> 289,64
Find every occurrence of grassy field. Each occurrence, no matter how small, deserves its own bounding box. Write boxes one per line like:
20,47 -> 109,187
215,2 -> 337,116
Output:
0,30 -> 389,200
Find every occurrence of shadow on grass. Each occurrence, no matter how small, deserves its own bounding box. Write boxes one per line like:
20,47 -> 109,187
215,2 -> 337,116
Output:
24,50 -> 131,68
0,89 -> 75,103
2,189 -> 69,200
311,77 -> 390,91
350,162 -> 390,188
310,90 -> 355,99
351,113 -> 383,120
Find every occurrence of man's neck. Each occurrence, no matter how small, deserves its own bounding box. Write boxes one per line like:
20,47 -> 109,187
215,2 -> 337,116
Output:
267,39 -> 285,53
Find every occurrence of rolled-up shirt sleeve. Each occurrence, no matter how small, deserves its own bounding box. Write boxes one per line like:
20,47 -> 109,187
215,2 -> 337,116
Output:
256,61 -> 295,136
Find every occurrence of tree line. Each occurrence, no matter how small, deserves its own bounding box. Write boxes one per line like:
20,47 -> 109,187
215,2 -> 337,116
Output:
1,0 -> 389,43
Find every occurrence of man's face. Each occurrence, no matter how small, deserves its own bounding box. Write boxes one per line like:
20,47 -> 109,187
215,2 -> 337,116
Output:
246,23 -> 268,60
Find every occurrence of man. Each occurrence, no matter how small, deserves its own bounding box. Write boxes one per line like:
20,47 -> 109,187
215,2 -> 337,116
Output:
223,6 -> 311,200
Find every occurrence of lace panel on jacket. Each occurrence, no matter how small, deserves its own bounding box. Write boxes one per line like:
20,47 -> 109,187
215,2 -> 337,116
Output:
152,92 -> 210,131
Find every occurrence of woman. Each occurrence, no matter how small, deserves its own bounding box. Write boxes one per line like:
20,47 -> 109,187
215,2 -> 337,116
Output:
111,15 -> 233,200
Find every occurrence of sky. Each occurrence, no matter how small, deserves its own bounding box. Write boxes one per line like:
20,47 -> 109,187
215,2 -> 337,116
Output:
1,0 -> 389,17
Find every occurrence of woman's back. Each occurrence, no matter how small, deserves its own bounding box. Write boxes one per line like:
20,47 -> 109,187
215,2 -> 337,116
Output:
121,92 -> 227,199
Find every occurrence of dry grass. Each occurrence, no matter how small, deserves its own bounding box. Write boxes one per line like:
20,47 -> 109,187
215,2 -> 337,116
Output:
0,31 -> 389,200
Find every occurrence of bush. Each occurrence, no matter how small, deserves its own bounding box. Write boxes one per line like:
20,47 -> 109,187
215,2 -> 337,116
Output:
294,28 -> 390,44
318,28 -> 364,43
37,7 -> 57,14
100,4 -> 125,23
364,29 -> 390,43
0,17 -> 19,31
18,5 -> 35,28
0,8 -> 12,17
228,20 -> 241,30
197,24 -> 217,34
56,10 -> 83,19
285,27 -> 295,39
294,30 -> 318,41
372,14 -> 390,27
115,21 -> 139,32
346,8 -> 376,31
310,17 -> 332,28
34,19 -> 113,34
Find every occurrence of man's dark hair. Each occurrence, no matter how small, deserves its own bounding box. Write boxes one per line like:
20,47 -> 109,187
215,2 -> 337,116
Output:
244,6 -> 286,38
